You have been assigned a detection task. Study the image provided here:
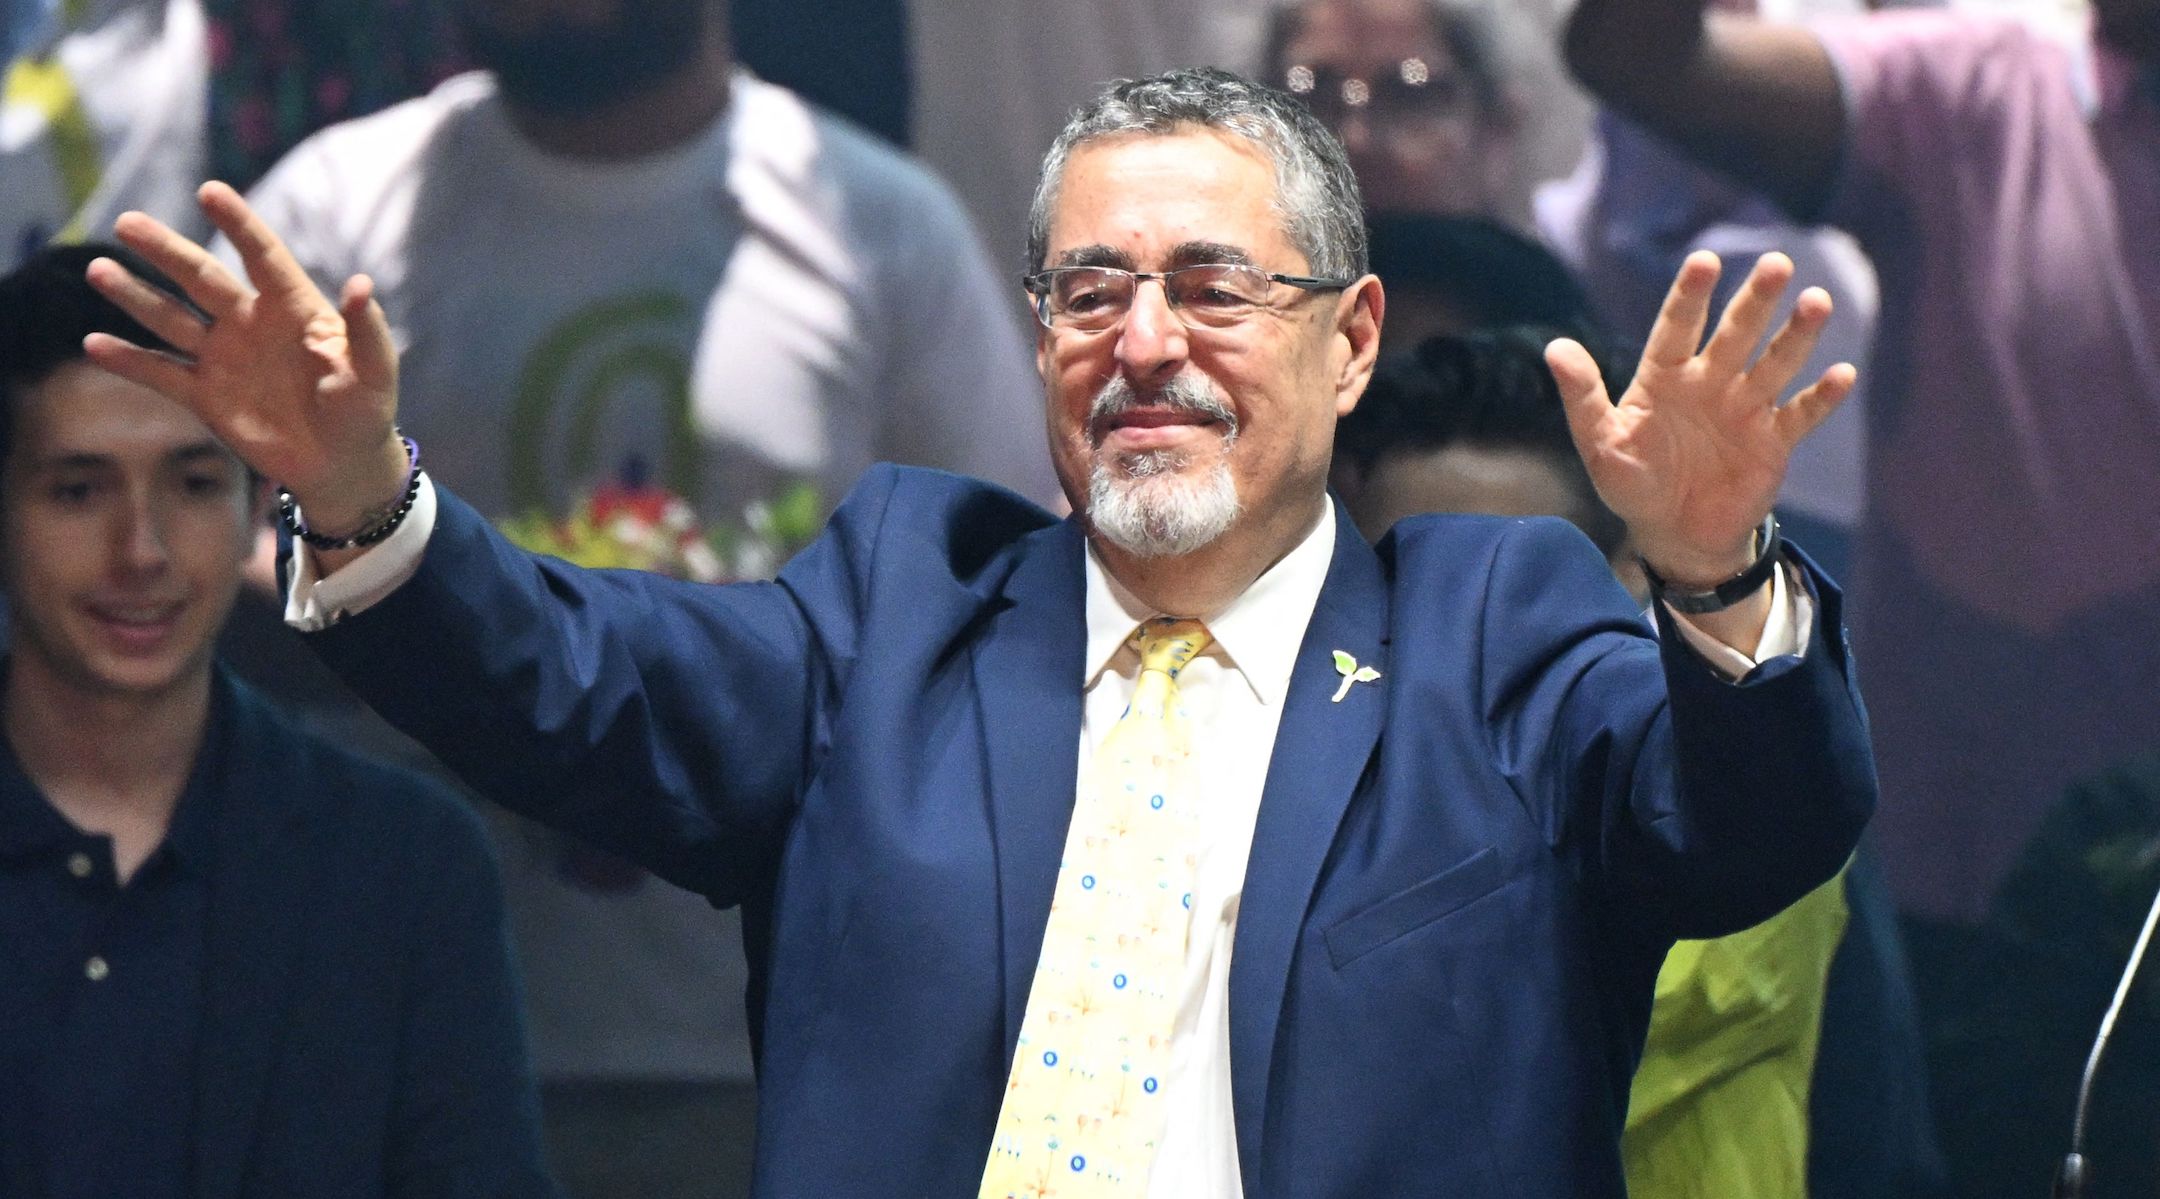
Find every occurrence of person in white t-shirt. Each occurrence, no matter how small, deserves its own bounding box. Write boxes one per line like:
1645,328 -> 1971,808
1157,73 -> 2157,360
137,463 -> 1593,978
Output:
229,0 -> 1050,1192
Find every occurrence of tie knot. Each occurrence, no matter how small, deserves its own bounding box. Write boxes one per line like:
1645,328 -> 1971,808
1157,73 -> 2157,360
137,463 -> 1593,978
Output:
1133,618 -> 1211,680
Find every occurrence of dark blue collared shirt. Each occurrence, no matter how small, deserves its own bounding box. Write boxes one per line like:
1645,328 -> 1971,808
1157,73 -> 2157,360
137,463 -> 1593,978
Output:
0,696 -> 226,1199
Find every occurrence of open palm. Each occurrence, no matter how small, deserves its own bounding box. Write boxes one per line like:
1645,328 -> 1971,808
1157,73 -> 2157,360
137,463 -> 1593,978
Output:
85,181 -> 408,528
1547,250 -> 1854,587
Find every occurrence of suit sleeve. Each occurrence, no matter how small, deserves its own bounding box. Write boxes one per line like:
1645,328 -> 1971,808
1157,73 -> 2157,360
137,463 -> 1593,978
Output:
383,792 -> 557,1199
305,467 -> 902,903
1476,519 -> 1875,939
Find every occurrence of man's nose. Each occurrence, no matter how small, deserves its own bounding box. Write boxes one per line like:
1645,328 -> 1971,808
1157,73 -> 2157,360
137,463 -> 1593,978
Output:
115,499 -> 172,578
1333,111 -> 1374,155
1115,277 -> 1190,384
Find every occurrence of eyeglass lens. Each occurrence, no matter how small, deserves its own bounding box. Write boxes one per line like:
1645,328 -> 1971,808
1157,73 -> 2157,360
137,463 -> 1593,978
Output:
1039,265 -> 1277,330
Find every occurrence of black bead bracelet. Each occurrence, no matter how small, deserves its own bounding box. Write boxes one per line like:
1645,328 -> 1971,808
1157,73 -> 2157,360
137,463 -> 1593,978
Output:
279,434 -> 422,551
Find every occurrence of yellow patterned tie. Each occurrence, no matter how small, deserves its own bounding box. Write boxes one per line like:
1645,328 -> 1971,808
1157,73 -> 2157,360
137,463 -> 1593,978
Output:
980,618 -> 1213,1199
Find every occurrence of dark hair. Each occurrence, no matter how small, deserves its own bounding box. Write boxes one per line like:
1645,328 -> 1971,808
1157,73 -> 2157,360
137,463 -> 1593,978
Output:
1366,212 -> 1599,332
1261,0 -> 1509,125
0,242 -> 198,470
1335,324 -> 1632,556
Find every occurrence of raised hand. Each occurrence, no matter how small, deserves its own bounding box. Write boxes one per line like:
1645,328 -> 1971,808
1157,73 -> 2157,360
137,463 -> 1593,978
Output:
1545,250 -> 1854,592
84,181 -> 410,537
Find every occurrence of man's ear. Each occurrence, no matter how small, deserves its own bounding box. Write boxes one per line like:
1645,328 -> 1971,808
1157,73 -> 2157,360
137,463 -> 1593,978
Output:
1333,274 -> 1385,417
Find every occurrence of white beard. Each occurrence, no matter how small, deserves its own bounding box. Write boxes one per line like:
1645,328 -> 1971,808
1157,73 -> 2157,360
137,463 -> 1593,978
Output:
1085,375 -> 1242,558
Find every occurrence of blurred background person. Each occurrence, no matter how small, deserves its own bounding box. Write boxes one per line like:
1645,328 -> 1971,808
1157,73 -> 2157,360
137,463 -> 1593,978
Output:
224,1 -> 1049,1194
1335,323 -> 1947,1199
1259,0 -> 1528,223
1562,17 -> 2160,1185
1362,210 -> 1602,346
1262,0 -> 1867,585
0,241 -> 553,1198
0,0 -> 466,270
1565,0 -> 2160,938
2,0 -> 910,273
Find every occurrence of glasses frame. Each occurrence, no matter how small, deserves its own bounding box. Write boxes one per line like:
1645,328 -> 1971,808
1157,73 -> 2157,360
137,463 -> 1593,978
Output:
1021,263 -> 1356,331
1284,57 -> 1478,124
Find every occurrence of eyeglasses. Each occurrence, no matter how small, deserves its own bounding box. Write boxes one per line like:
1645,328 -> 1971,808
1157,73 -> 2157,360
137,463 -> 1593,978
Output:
1283,58 -> 1478,130
1022,263 -> 1353,332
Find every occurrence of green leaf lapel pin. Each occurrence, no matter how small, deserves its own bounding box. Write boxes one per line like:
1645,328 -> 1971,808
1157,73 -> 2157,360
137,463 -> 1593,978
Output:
1330,650 -> 1381,702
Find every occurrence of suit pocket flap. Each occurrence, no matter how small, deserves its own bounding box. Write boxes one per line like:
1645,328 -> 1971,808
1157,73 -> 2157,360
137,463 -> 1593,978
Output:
1324,848 -> 1506,969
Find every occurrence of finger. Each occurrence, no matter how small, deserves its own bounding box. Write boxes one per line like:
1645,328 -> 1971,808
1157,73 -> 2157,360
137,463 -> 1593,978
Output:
340,274 -> 399,393
1546,336 -> 1615,453
1744,286 -> 1833,399
85,256 -> 210,355
197,180 -> 317,304
112,208 -> 252,317
82,333 -> 211,412
1776,362 -> 1858,447
1642,250 -> 1723,367
1700,252 -> 1796,379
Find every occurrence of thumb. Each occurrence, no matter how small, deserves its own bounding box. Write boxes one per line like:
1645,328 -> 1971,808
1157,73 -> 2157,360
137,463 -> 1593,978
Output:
1545,336 -> 1613,454
340,274 -> 399,394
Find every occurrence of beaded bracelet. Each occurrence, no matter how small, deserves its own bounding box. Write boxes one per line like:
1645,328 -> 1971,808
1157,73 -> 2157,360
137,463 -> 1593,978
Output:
278,433 -> 422,551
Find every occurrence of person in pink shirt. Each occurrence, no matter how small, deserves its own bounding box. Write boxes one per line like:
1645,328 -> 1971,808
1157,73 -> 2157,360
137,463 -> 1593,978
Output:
1564,0 -> 2160,928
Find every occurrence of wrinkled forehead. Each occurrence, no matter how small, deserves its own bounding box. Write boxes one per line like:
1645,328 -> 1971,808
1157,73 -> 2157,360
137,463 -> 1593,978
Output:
1042,129 -> 1302,270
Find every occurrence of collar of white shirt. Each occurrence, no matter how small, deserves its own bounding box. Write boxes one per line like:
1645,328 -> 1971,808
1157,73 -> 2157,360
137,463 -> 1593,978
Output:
1080,501 -> 1338,709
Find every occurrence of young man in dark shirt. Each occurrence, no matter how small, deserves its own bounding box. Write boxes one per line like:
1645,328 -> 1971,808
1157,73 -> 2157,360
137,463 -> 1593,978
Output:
0,242 -> 555,1198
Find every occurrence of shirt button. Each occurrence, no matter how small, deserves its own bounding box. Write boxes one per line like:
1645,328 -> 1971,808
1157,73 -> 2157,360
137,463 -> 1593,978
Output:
67,852 -> 93,878
84,956 -> 110,982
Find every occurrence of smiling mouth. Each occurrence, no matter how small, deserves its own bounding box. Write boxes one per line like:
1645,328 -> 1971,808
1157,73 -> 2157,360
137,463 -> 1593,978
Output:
85,600 -> 186,651
1094,405 -> 1227,441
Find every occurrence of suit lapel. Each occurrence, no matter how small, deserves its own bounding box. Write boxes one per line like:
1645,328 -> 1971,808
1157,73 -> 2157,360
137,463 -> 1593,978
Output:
972,518 -> 1089,1066
1229,505 -> 1390,1178
192,681 -> 314,1199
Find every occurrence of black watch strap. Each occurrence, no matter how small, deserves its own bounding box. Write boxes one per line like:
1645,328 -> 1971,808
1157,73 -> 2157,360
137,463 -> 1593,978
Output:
1642,514 -> 1783,615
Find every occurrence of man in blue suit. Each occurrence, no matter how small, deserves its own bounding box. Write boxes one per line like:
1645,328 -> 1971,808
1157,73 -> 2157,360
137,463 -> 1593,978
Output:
87,67 -> 1872,1199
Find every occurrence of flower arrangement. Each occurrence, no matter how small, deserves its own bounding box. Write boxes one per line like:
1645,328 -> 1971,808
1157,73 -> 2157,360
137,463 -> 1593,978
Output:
496,459 -> 824,585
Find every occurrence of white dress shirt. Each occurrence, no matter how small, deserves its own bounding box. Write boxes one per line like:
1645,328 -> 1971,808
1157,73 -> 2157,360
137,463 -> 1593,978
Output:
288,479 -> 1812,1195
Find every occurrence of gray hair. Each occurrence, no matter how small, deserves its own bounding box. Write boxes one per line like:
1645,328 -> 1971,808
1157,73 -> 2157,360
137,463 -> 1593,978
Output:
1026,66 -> 1368,281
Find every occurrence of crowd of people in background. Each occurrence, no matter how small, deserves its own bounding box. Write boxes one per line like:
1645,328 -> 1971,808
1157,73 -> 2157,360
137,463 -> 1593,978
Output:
3,0 -> 2155,1195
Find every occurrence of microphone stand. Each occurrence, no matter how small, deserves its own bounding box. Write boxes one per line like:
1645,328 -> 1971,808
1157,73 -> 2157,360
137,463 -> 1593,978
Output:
2050,875 -> 2160,1198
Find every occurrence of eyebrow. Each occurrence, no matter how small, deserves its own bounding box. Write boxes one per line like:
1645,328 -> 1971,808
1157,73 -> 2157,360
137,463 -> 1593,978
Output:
1166,240 -> 1258,269
1054,244 -> 1136,270
1051,240 -> 1262,271
33,441 -> 235,472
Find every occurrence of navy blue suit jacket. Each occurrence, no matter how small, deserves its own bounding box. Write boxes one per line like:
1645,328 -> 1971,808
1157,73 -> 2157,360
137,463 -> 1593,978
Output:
311,465 -> 1874,1198
184,673 -> 552,1198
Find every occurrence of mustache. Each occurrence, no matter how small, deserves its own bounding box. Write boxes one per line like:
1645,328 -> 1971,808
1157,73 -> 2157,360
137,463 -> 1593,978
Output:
1088,374 -> 1238,440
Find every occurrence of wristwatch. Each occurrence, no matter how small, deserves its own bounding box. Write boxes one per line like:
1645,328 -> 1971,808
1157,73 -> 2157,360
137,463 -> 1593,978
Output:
1641,513 -> 1782,615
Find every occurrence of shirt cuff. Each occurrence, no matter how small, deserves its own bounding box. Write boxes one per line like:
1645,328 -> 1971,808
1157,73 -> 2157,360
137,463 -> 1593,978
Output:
283,473 -> 440,632
1665,559 -> 1813,679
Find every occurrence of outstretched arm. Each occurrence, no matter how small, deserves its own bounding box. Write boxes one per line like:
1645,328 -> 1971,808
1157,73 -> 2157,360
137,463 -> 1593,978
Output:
86,185 -> 827,898
84,181 -> 409,576
1547,249 -> 1854,655
1564,0 -> 1845,220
